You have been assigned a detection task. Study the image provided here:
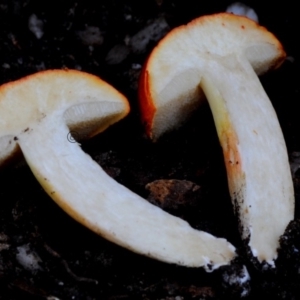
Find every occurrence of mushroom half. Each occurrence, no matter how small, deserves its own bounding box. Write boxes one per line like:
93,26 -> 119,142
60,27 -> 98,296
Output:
0,69 -> 236,271
138,13 -> 294,266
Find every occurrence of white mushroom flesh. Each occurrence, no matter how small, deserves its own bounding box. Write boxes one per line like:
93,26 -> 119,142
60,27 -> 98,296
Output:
140,14 -> 294,265
0,70 -> 236,271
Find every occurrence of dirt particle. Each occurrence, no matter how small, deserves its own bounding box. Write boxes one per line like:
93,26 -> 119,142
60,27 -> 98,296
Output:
146,179 -> 201,211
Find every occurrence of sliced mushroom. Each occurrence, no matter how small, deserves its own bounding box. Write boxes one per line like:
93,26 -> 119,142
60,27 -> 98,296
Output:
138,13 -> 294,266
0,69 -> 236,271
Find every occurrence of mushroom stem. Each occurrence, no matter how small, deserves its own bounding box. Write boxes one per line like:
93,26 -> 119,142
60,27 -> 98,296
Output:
199,52 -> 294,265
17,114 -> 235,271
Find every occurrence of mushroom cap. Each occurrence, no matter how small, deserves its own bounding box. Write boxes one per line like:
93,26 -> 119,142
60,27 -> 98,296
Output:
0,69 -> 129,164
139,13 -> 286,140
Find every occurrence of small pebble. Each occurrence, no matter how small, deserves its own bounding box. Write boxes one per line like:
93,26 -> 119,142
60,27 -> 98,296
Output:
130,18 -> 170,53
28,14 -> 44,39
16,244 -> 42,273
106,44 -> 130,65
77,26 -> 103,46
226,2 -> 258,23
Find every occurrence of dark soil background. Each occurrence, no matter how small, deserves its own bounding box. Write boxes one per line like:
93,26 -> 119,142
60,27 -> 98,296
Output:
0,1 -> 300,299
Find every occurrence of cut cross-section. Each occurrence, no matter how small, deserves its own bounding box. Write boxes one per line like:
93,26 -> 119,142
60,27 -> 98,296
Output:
0,69 -> 236,271
139,13 -> 294,266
